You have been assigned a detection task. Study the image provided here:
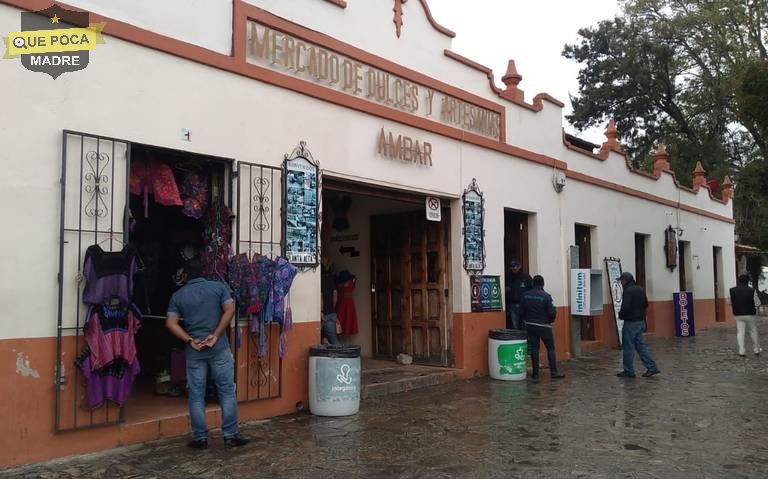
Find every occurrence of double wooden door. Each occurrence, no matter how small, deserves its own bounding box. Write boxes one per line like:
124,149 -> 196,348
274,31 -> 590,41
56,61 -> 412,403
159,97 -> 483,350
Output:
371,212 -> 450,365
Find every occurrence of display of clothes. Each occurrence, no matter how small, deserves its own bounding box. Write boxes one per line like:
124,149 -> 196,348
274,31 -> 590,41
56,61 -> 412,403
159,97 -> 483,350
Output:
77,244 -> 145,409
130,159 -> 183,218
335,270 -> 358,335
227,253 -> 298,357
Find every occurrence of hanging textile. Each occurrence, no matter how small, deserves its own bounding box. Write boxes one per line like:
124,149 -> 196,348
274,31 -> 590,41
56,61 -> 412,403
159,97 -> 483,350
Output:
201,199 -> 233,281
75,347 -> 140,409
83,301 -> 142,370
82,244 -> 145,308
179,172 -> 209,219
129,159 -> 183,218
78,245 -> 145,410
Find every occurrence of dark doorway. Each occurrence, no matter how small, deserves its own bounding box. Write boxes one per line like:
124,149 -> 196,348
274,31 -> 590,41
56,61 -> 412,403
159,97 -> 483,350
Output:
713,246 -> 723,322
678,241 -> 688,291
634,234 -> 648,289
504,211 -> 530,329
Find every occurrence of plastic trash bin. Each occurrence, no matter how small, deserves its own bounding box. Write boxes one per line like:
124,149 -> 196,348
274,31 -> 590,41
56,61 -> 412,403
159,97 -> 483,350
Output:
488,329 -> 528,381
309,344 -> 361,416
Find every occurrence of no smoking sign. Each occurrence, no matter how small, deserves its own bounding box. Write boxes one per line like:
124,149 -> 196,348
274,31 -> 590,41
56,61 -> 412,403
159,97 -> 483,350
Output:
425,196 -> 441,222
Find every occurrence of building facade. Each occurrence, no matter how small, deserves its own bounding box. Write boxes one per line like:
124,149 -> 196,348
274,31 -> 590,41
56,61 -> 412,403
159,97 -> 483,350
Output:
0,0 -> 735,467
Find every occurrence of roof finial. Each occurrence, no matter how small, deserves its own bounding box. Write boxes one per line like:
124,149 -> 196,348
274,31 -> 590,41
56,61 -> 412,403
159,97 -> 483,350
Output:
692,161 -> 707,189
500,60 -> 524,102
653,143 -> 671,176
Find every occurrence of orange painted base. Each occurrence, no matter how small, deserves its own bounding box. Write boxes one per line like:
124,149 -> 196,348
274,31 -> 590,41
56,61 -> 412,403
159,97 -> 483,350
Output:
452,311 -> 505,377
0,322 -> 320,468
1,299 -> 735,467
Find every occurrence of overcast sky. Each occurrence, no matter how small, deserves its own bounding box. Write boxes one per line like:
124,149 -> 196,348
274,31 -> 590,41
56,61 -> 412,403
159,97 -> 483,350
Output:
428,0 -> 620,144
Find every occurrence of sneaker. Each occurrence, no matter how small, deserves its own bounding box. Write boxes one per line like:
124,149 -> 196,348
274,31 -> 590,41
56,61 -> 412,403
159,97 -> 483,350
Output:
188,438 -> 208,450
224,434 -> 250,448
739,353 -> 747,358
551,371 -> 565,379
755,349 -> 763,356
616,371 -> 636,378
641,369 -> 660,378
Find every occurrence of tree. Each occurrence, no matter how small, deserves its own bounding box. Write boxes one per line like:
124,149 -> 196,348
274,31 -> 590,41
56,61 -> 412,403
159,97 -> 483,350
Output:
564,0 -> 768,248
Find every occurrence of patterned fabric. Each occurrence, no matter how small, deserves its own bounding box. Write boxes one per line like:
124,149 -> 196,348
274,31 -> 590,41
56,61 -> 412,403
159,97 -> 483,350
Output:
130,159 -> 183,218
83,301 -> 142,370
179,172 -> 209,219
201,200 -> 233,281
271,257 -> 298,329
82,245 -> 143,306
76,348 -> 140,409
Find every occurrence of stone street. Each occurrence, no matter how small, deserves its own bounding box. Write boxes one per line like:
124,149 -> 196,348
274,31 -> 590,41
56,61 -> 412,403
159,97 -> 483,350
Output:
4,323 -> 768,479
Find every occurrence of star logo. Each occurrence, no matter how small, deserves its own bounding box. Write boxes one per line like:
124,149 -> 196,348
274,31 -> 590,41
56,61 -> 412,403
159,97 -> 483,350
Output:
51,14 -> 60,23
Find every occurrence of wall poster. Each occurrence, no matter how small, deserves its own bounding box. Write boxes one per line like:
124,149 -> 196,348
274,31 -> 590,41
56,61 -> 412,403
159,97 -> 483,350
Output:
604,257 -> 623,345
470,275 -> 502,312
462,178 -> 485,272
283,141 -> 320,267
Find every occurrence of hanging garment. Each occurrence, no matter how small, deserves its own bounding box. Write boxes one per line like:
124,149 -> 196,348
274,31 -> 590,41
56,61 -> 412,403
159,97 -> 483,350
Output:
82,244 -> 144,306
228,253 -> 258,316
336,278 -> 359,335
179,172 -> 209,219
271,257 -> 298,329
83,301 -> 142,370
129,159 -> 183,218
75,348 -> 140,409
201,200 -> 233,281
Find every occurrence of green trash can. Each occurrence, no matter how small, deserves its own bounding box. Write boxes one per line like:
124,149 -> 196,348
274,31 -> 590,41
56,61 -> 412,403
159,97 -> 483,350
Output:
488,329 -> 528,381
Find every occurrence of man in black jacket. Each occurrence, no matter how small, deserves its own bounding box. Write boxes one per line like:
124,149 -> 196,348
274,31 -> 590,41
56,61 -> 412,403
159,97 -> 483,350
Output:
506,259 -> 532,329
520,275 -> 564,380
730,274 -> 761,357
617,272 -> 660,378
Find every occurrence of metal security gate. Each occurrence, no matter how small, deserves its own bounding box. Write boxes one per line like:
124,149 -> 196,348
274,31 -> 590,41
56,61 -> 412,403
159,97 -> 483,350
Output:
56,131 -> 130,431
232,161 -> 285,402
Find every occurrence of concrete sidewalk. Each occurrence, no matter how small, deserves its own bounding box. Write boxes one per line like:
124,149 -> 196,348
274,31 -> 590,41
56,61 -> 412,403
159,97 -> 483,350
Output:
4,323 -> 768,478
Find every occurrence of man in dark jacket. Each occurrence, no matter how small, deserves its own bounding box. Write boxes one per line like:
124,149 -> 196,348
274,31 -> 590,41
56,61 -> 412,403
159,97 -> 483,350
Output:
617,272 -> 660,378
506,259 -> 532,329
520,275 -> 564,380
730,274 -> 761,357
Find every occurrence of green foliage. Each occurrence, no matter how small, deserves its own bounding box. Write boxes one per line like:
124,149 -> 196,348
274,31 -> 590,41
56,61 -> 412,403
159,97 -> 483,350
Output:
564,0 -> 768,248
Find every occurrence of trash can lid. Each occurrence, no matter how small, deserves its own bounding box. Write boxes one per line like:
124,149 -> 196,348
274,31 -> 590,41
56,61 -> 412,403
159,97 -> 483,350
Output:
309,344 -> 361,358
488,328 -> 527,340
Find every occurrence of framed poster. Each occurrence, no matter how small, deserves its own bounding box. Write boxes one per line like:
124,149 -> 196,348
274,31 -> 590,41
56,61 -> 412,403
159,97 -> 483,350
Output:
462,178 -> 485,272
283,141 -> 320,267
604,257 -> 623,345
470,275 -> 502,312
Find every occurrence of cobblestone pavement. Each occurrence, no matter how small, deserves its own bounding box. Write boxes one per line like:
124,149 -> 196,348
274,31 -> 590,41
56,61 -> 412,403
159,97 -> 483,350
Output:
5,323 -> 768,479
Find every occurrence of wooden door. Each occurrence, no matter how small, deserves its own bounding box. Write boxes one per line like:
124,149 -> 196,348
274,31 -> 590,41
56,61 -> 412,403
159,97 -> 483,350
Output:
371,212 -> 450,365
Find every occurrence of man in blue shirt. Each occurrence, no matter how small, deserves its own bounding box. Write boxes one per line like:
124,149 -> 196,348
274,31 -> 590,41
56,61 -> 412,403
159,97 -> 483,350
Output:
166,259 -> 249,449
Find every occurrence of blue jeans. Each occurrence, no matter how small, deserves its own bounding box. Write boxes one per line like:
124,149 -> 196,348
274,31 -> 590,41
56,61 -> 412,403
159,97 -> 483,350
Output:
186,347 -> 239,440
322,313 -> 340,345
621,320 -> 658,374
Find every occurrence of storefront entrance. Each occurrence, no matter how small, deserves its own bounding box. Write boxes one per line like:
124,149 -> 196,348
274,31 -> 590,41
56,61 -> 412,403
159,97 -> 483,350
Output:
55,131 -> 283,431
321,180 -> 452,367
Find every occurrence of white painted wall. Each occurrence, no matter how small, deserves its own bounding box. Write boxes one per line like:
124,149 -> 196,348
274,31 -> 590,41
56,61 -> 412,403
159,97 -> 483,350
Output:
0,3 -> 735,341
65,0 -> 233,54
